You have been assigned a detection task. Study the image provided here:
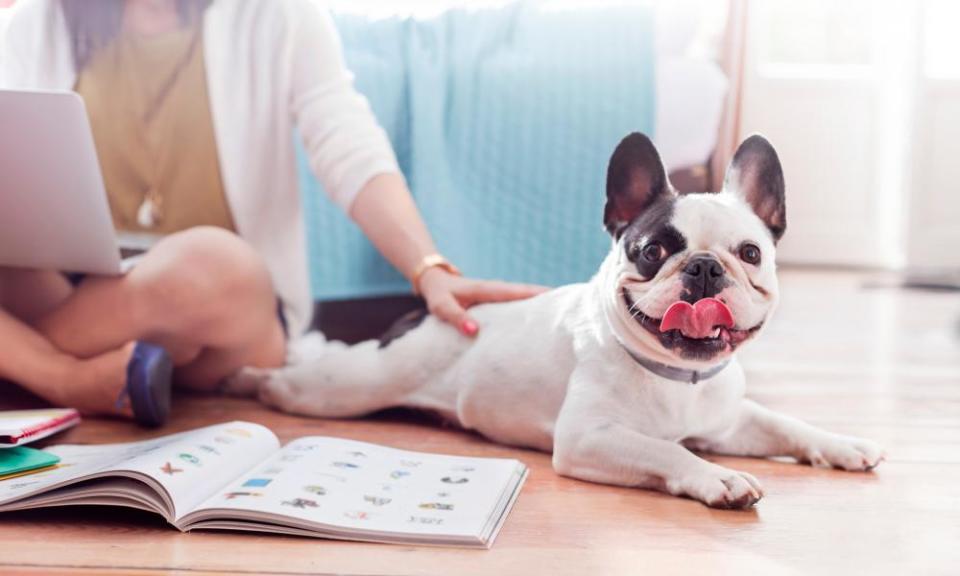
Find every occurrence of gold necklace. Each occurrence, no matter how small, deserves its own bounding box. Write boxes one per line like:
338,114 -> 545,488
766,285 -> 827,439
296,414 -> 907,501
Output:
132,27 -> 202,229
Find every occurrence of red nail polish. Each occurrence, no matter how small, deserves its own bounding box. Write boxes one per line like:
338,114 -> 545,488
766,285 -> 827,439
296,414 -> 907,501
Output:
463,320 -> 478,335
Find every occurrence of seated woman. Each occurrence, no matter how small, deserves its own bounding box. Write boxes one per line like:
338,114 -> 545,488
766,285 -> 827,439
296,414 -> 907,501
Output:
0,0 -> 541,425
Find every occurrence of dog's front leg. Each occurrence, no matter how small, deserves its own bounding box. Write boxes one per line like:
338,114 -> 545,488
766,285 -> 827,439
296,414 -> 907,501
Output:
551,376 -> 763,509
691,399 -> 885,471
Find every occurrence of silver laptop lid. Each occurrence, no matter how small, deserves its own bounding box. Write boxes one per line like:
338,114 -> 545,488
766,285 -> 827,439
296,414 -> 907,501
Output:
0,89 -> 123,275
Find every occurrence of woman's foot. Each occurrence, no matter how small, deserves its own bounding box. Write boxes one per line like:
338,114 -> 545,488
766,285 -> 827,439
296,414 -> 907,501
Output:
124,342 -> 173,427
50,342 -> 174,426
50,343 -> 137,418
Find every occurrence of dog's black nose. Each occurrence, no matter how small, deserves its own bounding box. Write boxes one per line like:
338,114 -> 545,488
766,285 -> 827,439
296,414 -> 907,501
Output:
683,256 -> 724,280
682,255 -> 726,301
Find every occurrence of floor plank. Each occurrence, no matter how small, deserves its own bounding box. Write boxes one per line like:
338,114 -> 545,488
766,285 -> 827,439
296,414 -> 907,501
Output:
1,268 -> 958,575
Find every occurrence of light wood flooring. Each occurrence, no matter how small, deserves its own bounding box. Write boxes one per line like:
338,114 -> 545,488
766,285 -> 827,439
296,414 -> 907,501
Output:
0,268 -> 958,575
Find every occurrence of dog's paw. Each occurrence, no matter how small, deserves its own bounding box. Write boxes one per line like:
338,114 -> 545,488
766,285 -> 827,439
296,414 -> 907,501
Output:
672,464 -> 764,509
801,434 -> 886,471
257,372 -> 300,412
221,367 -> 273,397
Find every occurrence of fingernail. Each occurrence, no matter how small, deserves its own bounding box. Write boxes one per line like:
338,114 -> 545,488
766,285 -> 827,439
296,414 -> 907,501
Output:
462,320 -> 478,335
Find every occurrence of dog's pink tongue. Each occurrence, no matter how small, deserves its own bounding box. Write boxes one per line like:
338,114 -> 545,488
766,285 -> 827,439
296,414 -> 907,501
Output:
659,298 -> 735,339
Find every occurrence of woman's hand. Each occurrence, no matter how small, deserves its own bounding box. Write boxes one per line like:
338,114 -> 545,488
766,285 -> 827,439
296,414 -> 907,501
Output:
417,267 -> 548,336
348,175 -> 547,334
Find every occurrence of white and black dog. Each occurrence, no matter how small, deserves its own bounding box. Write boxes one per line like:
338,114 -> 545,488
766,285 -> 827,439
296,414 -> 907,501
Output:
232,133 -> 884,509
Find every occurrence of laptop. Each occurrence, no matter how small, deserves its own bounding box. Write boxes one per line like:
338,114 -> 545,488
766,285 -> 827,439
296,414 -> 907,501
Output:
0,89 -> 152,275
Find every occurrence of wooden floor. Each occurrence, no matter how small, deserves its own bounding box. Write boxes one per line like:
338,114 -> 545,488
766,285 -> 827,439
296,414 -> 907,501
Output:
1,268 -> 959,575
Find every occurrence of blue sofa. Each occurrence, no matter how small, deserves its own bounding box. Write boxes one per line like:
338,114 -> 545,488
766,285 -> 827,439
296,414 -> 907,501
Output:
300,1 -> 656,300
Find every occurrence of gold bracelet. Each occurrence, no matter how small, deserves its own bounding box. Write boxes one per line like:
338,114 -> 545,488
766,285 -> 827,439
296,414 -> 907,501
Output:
410,254 -> 461,295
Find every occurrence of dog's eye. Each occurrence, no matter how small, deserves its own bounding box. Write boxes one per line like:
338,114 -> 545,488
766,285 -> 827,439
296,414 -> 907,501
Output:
641,242 -> 666,263
739,242 -> 761,265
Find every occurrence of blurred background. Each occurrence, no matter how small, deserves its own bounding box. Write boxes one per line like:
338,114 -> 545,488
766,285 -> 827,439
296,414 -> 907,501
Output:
310,0 -> 959,300
3,0 -> 958,301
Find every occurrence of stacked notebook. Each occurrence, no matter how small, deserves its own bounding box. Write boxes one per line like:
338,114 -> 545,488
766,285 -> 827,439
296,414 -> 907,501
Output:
0,409 -> 80,447
0,447 -> 61,481
0,421 -> 527,548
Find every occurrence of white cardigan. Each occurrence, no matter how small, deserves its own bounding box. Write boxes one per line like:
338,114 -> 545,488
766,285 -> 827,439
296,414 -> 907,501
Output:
0,0 -> 401,336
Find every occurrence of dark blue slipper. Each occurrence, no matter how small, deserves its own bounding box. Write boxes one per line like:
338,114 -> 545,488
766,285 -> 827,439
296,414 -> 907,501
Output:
119,342 -> 173,428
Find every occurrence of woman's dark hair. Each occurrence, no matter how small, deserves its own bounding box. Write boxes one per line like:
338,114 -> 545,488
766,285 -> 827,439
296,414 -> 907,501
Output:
61,0 -> 212,71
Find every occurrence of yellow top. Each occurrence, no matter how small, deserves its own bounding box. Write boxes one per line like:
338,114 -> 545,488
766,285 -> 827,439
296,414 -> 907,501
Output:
75,23 -> 235,234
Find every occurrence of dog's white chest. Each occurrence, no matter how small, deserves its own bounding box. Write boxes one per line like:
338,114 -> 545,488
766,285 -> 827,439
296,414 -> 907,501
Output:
568,356 -> 745,443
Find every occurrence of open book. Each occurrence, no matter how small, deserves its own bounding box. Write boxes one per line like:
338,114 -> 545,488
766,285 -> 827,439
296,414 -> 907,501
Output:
0,421 -> 527,548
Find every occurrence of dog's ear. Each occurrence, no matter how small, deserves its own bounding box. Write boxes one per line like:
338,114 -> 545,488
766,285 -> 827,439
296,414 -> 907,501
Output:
723,134 -> 786,242
604,132 -> 672,238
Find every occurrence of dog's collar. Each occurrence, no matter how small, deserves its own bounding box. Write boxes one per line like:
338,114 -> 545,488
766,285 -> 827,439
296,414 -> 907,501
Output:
618,343 -> 730,385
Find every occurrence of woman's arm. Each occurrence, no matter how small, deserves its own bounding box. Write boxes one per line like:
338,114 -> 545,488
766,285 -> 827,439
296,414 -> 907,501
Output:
286,2 -> 544,335
350,173 -> 545,336
286,1 -> 399,212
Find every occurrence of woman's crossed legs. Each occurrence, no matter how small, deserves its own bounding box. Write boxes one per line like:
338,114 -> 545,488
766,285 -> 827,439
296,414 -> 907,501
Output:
0,227 -> 286,416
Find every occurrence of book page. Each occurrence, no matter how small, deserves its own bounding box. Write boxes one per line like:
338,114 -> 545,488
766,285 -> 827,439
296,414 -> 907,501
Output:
0,431 -> 189,507
89,421 -> 279,517
0,421 -> 279,519
191,436 -> 524,539
0,440 -> 156,504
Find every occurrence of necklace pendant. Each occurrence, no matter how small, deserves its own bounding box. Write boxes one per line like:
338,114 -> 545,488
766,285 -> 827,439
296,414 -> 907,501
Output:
137,197 -> 160,229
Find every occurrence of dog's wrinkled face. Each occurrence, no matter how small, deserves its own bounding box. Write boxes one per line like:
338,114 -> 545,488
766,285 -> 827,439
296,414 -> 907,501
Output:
603,133 -> 786,366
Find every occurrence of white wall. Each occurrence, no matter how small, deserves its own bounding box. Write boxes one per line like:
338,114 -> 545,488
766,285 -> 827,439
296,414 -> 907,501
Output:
909,81 -> 960,267
740,0 -> 960,269
906,0 -> 960,267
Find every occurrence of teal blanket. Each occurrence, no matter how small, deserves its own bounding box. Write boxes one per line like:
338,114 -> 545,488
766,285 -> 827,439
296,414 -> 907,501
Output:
300,1 -> 655,299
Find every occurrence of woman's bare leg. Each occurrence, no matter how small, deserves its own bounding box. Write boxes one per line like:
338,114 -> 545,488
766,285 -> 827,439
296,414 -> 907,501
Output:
0,284 -> 134,416
0,267 -> 74,324
33,227 -> 287,392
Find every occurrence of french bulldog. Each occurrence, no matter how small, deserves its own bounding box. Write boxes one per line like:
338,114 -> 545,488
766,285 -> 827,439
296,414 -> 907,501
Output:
232,133 -> 885,508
